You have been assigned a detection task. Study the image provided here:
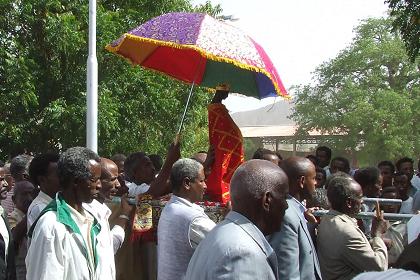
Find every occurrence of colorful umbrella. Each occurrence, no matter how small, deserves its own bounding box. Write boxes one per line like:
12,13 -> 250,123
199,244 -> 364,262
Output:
106,12 -> 288,99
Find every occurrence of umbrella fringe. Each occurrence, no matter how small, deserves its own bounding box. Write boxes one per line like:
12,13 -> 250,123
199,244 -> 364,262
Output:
106,34 -> 289,98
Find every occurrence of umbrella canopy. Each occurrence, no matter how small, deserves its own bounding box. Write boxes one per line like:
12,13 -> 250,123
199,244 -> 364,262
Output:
106,12 -> 288,99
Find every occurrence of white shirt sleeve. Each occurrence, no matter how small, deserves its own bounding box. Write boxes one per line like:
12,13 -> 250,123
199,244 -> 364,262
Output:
188,216 -> 216,249
111,225 -> 125,254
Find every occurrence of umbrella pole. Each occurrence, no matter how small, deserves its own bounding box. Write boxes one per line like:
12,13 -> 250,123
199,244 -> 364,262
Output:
177,81 -> 196,135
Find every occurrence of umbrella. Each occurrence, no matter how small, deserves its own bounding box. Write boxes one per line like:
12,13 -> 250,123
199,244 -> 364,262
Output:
106,12 -> 288,132
106,12 -> 288,98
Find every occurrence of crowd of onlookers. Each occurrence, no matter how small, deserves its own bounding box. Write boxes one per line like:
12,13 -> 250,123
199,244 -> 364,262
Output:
0,144 -> 418,280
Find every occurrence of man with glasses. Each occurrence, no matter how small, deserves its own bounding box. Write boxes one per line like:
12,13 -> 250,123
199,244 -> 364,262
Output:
317,173 -> 389,280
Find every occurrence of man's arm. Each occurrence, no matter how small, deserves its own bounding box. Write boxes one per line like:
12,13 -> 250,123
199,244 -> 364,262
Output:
189,216 -> 216,249
342,229 -> 388,272
145,141 -> 180,198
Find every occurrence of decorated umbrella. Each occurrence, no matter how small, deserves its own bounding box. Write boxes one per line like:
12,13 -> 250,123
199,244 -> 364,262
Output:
106,12 -> 289,132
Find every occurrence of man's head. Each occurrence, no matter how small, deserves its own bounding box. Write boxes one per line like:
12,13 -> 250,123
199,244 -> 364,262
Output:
10,154 -> 33,182
230,159 -> 289,236
110,154 -> 126,178
124,152 -> 156,185
3,163 -> 13,192
396,157 -> 414,180
12,180 -> 36,213
316,146 -> 332,168
354,167 -> 382,198
280,157 -> 316,202
381,186 -> 400,213
252,148 -> 280,166
171,158 -> 206,203
315,167 -> 327,188
327,173 -> 363,217
0,164 -> 9,200
377,161 -> 395,187
330,156 -> 350,174
149,154 -> 163,173
394,172 -> 410,200
58,147 -> 101,204
99,158 -> 121,202
29,152 -> 60,198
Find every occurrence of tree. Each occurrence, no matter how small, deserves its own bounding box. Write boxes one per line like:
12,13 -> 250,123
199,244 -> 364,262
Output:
386,0 -> 420,61
0,0 -> 222,159
292,18 -> 420,164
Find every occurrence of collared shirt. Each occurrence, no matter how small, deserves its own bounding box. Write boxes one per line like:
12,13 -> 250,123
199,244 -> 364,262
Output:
0,207 -> 9,262
67,205 -> 95,270
83,199 -> 125,254
171,195 -> 216,249
288,195 -> 306,217
27,190 -> 53,230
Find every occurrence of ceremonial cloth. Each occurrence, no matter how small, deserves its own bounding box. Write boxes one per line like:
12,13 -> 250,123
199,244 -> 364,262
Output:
206,103 -> 244,203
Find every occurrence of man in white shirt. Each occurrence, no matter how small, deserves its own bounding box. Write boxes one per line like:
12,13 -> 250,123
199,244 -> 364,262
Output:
394,172 -> 413,214
27,147 -> 115,280
84,158 -> 133,253
157,158 -> 215,280
123,142 -> 180,198
27,152 -> 60,230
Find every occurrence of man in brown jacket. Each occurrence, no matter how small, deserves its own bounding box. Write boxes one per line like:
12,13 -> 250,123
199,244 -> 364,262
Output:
317,173 -> 388,280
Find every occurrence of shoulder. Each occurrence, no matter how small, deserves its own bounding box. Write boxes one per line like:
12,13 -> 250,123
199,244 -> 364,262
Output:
31,211 -> 64,239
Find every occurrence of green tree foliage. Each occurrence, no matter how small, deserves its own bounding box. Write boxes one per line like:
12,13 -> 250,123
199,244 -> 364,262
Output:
386,0 -> 420,61
292,18 -> 420,164
0,0 -> 222,159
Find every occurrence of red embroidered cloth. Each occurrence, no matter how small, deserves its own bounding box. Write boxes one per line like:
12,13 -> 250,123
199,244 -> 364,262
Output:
206,103 -> 244,203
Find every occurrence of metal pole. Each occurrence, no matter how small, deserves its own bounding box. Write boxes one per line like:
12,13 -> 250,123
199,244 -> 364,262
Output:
87,0 -> 98,152
313,210 -> 414,222
177,81 -> 195,134
362,197 -> 402,205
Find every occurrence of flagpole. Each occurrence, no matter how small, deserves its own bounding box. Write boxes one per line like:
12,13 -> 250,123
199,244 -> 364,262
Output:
87,0 -> 98,152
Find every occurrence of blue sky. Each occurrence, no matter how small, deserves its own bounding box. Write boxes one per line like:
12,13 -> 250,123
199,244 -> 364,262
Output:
192,0 -> 389,112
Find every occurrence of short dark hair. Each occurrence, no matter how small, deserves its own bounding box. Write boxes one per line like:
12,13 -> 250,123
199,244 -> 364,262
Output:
331,156 -> 350,174
326,173 -> 354,211
170,158 -> 202,192
29,153 -> 60,186
377,160 -> 395,173
111,153 -> 126,163
124,152 -> 147,182
252,148 -> 277,160
316,146 -> 332,160
354,167 -> 380,189
0,160 -> 4,167
395,157 -> 414,171
57,147 -> 100,188
10,154 -> 33,179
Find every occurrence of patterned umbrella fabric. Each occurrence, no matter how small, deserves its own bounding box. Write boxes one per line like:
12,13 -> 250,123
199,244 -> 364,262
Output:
106,12 -> 288,99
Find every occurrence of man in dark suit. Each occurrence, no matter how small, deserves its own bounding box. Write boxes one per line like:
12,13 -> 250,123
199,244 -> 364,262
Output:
269,156 -> 322,280
0,163 -> 16,280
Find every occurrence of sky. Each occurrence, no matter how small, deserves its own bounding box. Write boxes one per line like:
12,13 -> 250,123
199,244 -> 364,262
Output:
192,0 -> 389,112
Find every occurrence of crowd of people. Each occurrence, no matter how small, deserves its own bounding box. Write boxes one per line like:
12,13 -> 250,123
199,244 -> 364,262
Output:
0,143 -> 418,280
